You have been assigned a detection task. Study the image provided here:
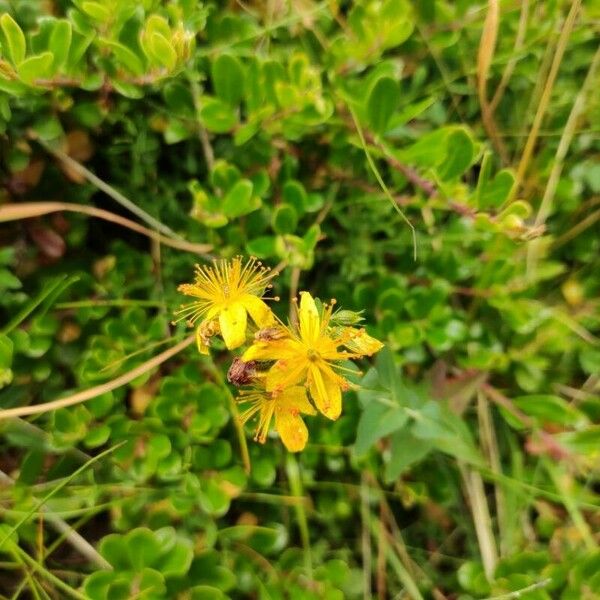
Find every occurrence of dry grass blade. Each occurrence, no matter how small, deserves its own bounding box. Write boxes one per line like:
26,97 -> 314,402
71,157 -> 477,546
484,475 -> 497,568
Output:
0,202 -> 212,255
477,0 -> 508,162
526,45 -> 600,275
511,0 -> 583,200
490,0 -> 530,112
460,464 -> 498,581
0,334 -> 195,420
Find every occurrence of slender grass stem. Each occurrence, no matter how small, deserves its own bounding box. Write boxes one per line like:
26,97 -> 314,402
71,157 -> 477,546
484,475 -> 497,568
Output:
203,358 -> 251,474
511,0 -> 582,199
285,454 -> 313,578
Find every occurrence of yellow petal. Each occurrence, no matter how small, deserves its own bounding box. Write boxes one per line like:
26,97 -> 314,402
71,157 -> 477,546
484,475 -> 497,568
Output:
266,360 -> 306,391
219,302 -> 247,349
240,294 -> 275,328
275,408 -> 309,452
344,328 -> 384,356
299,291 -> 319,344
308,364 -> 342,420
279,386 -> 316,415
242,339 -> 298,362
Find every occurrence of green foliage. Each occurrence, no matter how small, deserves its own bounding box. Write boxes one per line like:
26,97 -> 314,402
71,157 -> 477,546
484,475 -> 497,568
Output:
1,0 -> 599,598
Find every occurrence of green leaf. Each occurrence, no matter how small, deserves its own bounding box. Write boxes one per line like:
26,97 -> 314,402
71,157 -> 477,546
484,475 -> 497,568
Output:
366,76 -> 400,135
149,32 -> 177,70
246,235 -> 277,258
79,1 -> 111,22
211,53 -> 245,105
100,39 -> 144,76
17,450 -> 44,485
190,586 -> 227,600
479,169 -> 515,209
222,180 -> 260,218
374,346 -> 401,392
49,20 -> 72,70
164,119 -> 190,144
17,52 -> 54,85
272,204 -> 298,234
33,115 -> 63,140
412,401 -> 483,466
282,180 -> 307,214
0,334 -> 13,369
158,538 -> 193,577
438,128 -> 475,180
393,96 -> 436,127
354,400 -> 408,456
513,395 -> 585,427
0,14 -> 26,65
303,224 -> 320,249
200,98 -> 237,133
397,127 -> 451,167
126,529 -> 162,571
110,79 -> 143,99
0,269 -> 21,290
385,428 -> 431,483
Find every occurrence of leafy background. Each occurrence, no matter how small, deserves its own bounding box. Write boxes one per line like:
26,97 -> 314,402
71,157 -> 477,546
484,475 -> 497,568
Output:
1,0 -> 600,598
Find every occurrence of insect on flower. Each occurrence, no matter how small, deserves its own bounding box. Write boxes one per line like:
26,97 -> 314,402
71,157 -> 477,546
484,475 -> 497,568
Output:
174,256 -> 278,352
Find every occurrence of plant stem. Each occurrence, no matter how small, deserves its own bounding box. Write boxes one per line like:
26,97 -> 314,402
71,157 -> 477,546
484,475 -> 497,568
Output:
286,454 -> 313,579
0,334 -> 195,420
203,358 -> 251,474
510,0 -> 582,200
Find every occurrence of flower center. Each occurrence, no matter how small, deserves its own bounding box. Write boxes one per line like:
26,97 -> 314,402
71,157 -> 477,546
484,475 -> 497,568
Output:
307,349 -> 321,362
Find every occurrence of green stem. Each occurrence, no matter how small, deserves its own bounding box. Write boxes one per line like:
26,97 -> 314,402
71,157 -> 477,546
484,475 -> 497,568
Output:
12,547 -> 88,600
203,358 -> 251,474
369,519 -> 424,600
285,454 -> 313,578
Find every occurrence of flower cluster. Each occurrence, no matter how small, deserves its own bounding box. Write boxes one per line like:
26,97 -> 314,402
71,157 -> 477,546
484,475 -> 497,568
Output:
175,256 -> 382,451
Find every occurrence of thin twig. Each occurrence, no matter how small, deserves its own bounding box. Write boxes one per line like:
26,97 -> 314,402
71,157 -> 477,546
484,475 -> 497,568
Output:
364,133 -> 437,197
37,140 -> 183,241
188,74 -> 215,171
349,109 -> 418,260
0,202 -> 212,256
0,335 -> 195,420
480,578 -> 552,600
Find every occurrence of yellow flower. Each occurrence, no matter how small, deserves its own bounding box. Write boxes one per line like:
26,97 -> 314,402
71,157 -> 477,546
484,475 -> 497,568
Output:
238,385 -> 316,452
243,292 -> 366,420
174,256 -> 276,351
341,327 -> 384,356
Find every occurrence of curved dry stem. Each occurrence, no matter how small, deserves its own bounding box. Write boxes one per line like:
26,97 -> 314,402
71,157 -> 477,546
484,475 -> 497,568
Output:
0,334 -> 195,420
38,139 -> 182,241
477,0 -> 508,163
0,202 -> 212,256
